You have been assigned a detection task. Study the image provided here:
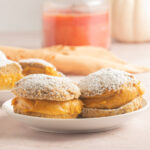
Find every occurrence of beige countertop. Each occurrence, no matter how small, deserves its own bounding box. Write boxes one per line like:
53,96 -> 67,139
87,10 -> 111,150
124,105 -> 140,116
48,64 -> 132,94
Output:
0,33 -> 150,150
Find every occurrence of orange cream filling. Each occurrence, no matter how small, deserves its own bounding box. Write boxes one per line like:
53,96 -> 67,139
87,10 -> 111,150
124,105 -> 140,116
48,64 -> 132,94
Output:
45,67 -> 62,77
12,98 -> 83,116
23,66 -> 62,77
82,83 -> 144,109
0,73 -> 23,90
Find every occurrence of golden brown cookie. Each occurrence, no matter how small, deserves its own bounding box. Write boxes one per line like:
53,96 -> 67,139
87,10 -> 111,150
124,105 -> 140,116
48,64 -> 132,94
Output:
19,58 -> 63,77
82,96 -> 144,118
12,74 -> 80,101
79,68 -> 144,118
0,59 -> 23,90
12,74 -> 83,119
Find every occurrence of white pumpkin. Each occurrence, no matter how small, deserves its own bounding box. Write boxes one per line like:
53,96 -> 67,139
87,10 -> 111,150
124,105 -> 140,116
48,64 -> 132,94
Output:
112,0 -> 150,42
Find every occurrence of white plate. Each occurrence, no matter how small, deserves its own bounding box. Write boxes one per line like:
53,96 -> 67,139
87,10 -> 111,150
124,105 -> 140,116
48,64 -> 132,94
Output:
2,99 -> 149,134
0,91 -> 14,102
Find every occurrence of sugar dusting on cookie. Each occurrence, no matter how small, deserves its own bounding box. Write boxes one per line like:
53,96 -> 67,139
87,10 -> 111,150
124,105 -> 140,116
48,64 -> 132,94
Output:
79,68 -> 137,97
0,59 -> 21,68
12,74 -> 80,101
19,58 -> 55,69
0,51 -> 7,60
0,50 -> 21,68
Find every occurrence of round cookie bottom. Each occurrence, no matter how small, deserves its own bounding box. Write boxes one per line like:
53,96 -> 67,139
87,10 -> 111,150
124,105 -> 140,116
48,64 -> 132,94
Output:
82,96 -> 144,118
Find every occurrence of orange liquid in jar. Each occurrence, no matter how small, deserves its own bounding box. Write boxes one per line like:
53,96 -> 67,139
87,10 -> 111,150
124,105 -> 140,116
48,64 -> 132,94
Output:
43,11 -> 110,48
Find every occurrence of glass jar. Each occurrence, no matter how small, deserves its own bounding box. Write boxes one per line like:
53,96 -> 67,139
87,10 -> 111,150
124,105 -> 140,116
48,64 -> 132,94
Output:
42,0 -> 110,49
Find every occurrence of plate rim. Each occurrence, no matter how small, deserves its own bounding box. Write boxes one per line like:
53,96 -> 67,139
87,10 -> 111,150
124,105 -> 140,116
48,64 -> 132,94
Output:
2,99 -> 149,121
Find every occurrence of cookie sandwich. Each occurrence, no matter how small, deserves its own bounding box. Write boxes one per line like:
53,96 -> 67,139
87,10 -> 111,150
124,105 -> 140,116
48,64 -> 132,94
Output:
19,58 -> 63,77
0,59 -> 23,90
12,74 -> 83,119
79,68 -> 145,118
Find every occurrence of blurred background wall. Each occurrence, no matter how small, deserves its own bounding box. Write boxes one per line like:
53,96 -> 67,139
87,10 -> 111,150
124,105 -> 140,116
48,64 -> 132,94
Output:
0,0 -> 43,32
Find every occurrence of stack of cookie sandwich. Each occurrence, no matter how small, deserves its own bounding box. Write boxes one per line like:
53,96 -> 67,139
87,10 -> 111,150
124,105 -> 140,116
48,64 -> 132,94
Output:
11,68 -> 145,119
0,51 -> 23,90
12,74 -> 83,119
19,58 -> 63,77
0,50 -> 64,90
79,68 -> 145,118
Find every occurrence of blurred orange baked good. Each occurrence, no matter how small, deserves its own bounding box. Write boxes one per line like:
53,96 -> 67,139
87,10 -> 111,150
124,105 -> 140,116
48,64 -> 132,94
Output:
0,59 -> 23,90
0,45 -> 149,75
12,74 -> 83,119
79,68 -> 145,118
19,58 -> 63,77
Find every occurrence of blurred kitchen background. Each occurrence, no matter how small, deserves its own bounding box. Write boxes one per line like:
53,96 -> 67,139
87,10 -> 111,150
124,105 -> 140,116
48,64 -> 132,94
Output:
0,0 -> 150,50
0,0 -> 150,94
0,0 -> 43,48
0,0 -> 43,32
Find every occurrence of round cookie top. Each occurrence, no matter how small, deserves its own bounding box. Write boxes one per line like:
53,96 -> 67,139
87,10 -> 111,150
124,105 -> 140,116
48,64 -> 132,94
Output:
79,68 -> 137,98
19,58 -> 56,69
12,74 -> 80,101
0,59 -> 22,70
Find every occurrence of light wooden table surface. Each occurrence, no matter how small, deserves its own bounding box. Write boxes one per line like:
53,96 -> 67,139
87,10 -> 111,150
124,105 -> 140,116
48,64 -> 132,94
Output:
0,33 -> 150,150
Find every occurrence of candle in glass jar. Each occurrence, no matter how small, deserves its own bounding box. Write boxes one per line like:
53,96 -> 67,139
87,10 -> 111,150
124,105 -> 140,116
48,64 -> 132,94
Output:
42,0 -> 110,48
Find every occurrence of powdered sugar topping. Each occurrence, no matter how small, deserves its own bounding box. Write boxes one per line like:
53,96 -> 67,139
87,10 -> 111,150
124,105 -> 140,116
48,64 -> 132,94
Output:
19,58 -> 55,69
0,51 -> 7,60
79,68 -> 137,97
0,59 -> 21,68
13,74 -> 80,101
